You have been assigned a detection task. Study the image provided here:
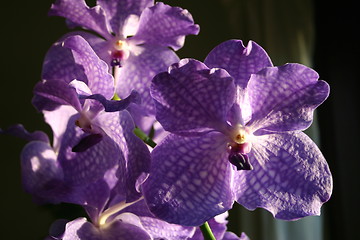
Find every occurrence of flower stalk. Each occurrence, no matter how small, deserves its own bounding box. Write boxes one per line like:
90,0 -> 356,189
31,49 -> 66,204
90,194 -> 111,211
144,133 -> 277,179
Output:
200,221 -> 216,240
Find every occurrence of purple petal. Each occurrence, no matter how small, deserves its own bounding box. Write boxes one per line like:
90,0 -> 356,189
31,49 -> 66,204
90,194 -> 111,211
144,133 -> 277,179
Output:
62,35 -> 114,99
116,44 -> 180,115
130,2 -> 200,50
49,0 -> 112,39
96,110 -> 151,202
0,124 -> 49,143
246,64 -> 330,133
205,40 -> 273,89
43,105 -> 77,151
32,79 -> 82,112
20,141 -> 65,204
102,214 -> 152,240
121,199 -> 196,239
97,0 -> 153,36
142,132 -> 234,226
234,132 -> 333,220
81,90 -> 141,112
151,58 -> 235,133
41,33 -> 88,83
57,114 -> 120,186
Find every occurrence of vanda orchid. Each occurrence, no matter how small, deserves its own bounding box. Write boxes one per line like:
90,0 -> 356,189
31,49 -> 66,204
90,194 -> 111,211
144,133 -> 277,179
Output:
48,0 -> 199,130
1,0 -> 334,239
142,40 -> 333,226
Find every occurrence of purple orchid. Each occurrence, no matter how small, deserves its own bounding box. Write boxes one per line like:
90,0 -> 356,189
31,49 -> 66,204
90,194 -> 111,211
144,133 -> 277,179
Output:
48,0 -> 199,130
19,35 -> 151,205
46,195 -> 244,240
45,198 -> 195,240
142,40 -> 333,226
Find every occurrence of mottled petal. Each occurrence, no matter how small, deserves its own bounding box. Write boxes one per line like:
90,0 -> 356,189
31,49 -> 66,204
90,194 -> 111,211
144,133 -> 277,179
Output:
57,115 -> 120,186
246,64 -> 330,133
62,35 -> 114,99
131,2 -> 200,50
151,58 -> 235,133
116,44 -> 179,115
97,110 -> 151,202
103,213 -> 152,240
142,132 -> 234,226
20,141 -> 65,204
234,132 -> 333,220
204,40 -> 273,88
97,0 -> 153,36
49,0 -> 112,39
41,33 -> 89,83
123,199 -> 195,239
32,79 -> 82,112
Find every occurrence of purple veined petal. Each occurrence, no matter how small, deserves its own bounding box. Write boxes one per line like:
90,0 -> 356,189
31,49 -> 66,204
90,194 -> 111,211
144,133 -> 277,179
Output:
57,114 -> 120,186
41,33 -> 88,83
97,110 -> 151,202
142,132 -> 234,226
246,64 -> 330,133
151,58 -> 235,134
20,141 -> 65,204
49,0 -> 112,39
204,40 -> 273,89
118,198 -> 196,239
81,90 -> 141,112
80,178 -> 112,223
116,44 -> 180,115
0,124 -> 49,143
100,213 -> 152,240
32,79 -> 82,112
97,0 -> 154,36
130,2 -> 199,50
62,35 -> 114,99
234,131 -> 333,220
139,216 -> 196,240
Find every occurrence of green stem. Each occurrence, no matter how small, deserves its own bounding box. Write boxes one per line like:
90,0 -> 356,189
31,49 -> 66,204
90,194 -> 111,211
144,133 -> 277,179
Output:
200,221 -> 216,240
133,127 -> 157,148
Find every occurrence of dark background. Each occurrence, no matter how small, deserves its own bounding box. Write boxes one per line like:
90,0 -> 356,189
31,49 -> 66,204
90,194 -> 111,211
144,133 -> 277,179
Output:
1,0 -> 359,239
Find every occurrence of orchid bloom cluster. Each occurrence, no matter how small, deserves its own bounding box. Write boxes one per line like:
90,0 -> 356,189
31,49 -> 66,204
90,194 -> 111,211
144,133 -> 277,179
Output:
1,0 -> 333,239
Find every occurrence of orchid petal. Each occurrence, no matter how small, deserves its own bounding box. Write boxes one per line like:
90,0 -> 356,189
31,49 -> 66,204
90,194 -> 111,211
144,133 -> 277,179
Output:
49,0 -> 112,39
205,40 -> 273,88
234,132 -> 333,220
142,132 -> 234,226
32,79 -> 82,112
151,58 -> 235,133
97,110 -> 151,202
62,35 -> 114,99
116,44 -> 179,115
246,64 -> 330,133
131,2 -> 199,50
